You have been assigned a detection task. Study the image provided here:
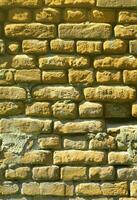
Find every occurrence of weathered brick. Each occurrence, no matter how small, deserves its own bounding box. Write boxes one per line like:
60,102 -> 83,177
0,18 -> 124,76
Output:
79,102 -> 103,118
8,8 -> 32,22
40,182 -> 73,196
54,150 -> 106,165
130,181 -> 137,197
0,118 -> 52,134
117,168 -> 137,180
22,40 -> 48,54
52,101 -> 77,119
0,102 -> 24,116
96,71 -> 122,84
0,87 -> 26,100
50,39 -> 75,53
64,9 -> 87,22
77,41 -> 102,54
123,70 -> 137,84
105,103 -> 131,118
39,55 -> 89,69
103,39 -> 127,53
42,70 -> 67,84
132,103 -> 137,117
38,135 -> 61,149
15,70 -> 41,83
45,0 -> 95,7
5,167 -> 31,180
69,69 -> 94,85
91,9 -> 116,23
108,152 -> 131,165
54,120 -> 105,134
32,166 -> 59,180
0,0 -> 43,7
76,182 -> 128,196
7,42 -> 20,54
129,40 -> 137,54
35,8 -> 60,23
119,11 -> 137,24
0,40 -> 5,54
94,56 -> 137,69
97,0 -> 137,7
21,150 -> 52,165
89,135 -> 116,150
61,166 -> 87,181
5,23 -> 56,39
0,70 -> 14,85
32,86 -> 82,101
84,86 -> 136,102
21,182 -> 40,196
115,25 -> 137,39
89,166 -> 115,181
63,136 -> 87,150
0,183 -> 19,195
59,23 -> 112,39
12,55 -> 36,69
26,102 -> 52,117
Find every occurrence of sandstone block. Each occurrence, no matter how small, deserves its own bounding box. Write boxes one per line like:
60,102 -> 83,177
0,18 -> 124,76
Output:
32,86 -> 82,101
0,86 -> 26,100
96,70 -> 121,84
5,23 -> 56,39
26,102 -> 52,117
129,40 -> 137,54
115,25 -> 137,39
69,69 -> 94,85
0,118 -> 52,134
64,8 -> 87,22
61,166 -> 87,181
8,8 -> 32,22
54,150 -> 106,165
84,86 -> 136,102
77,41 -> 102,54
5,167 -> 31,180
21,150 -> 52,165
79,102 -> 103,118
97,0 -> 137,7
132,103 -> 137,117
59,23 -> 112,39
54,120 -> 105,134
0,0 -> 43,7
119,11 -> 137,23
12,55 -> 36,69
38,135 -> 61,149
103,39 -> 127,53
89,166 -> 115,180
42,70 -> 67,84
0,183 -> 19,195
63,136 -> 87,150
35,8 -> 60,23
22,39 -> 48,54
45,0 -> 95,7
52,101 -> 77,119
131,181 -> 137,197
0,102 -> 24,116
123,70 -> 137,84
50,39 -> 75,53
117,168 -> 137,180
14,69 -> 41,83
108,152 -> 131,165
32,166 -> 59,180
39,55 -> 89,69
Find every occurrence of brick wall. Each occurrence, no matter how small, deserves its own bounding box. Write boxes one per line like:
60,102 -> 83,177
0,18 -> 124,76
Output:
0,0 -> 137,199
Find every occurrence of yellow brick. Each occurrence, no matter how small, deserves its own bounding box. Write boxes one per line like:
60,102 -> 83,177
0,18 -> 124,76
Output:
97,0 -> 137,7
115,25 -> 137,39
5,167 -> 31,180
130,40 -> 137,54
8,8 -> 32,22
77,41 -> 102,54
108,152 -> 131,165
0,102 -> 24,116
69,69 -> 94,85
96,70 -> 122,84
0,183 -> 19,195
132,103 -> 137,117
64,9 -> 87,22
54,150 -> 106,165
35,8 -> 60,23
14,69 -> 41,83
0,86 -> 26,100
103,39 -> 127,53
5,23 -> 56,39
0,0 -> 43,7
42,70 -> 67,84
50,39 -> 75,53
21,150 -> 52,165
119,11 -> 137,23
89,166 -> 115,180
61,166 -> 87,181
26,102 -> 52,117
45,0 -> 95,7
38,135 -> 61,149
91,9 -> 116,23
130,181 -> 137,197
22,40 -> 48,54
12,55 -> 36,69
84,86 -> 136,102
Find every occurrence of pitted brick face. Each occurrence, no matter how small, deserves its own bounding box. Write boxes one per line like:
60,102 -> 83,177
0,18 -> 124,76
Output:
0,0 -> 137,199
